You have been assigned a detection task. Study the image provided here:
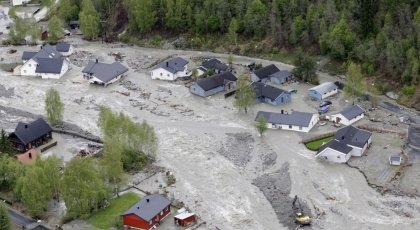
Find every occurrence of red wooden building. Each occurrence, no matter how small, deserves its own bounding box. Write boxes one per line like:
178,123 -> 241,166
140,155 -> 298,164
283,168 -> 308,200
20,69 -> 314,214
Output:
122,194 -> 171,230
174,212 -> 196,227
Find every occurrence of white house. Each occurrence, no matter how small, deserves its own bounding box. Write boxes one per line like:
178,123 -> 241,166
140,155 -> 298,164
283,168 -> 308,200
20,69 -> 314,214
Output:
308,82 -> 338,100
150,57 -> 189,81
327,105 -> 365,126
82,60 -> 128,87
55,42 -> 74,56
9,0 -> 27,6
255,110 -> 319,133
20,45 -> 68,79
316,125 -> 372,163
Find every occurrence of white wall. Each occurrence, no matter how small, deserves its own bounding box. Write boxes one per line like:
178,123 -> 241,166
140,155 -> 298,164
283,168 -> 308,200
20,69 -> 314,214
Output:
40,61 -> 68,79
20,59 -> 37,76
60,46 -> 74,56
174,64 -> 189,78
10,0 -> 26,7
321,88 -> 338,100
316,148 -> 350,163
151,68 -> 175,81
266,114 -> 319,133
330,113 -> 364,126
89,74 -> 123,86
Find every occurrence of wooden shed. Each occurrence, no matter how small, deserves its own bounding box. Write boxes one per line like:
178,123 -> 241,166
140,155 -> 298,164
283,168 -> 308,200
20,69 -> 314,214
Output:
174,212 -> 196,227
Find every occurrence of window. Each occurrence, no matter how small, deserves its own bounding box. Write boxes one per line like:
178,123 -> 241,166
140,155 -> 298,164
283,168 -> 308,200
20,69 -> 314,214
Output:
29,64 -> 31,67
289,125 -> 292,129
167,74 -> 170,77
299,126 -> 302,130
24,70 -> 26,73
160,73 -> 163,76
337,156 -> 341,159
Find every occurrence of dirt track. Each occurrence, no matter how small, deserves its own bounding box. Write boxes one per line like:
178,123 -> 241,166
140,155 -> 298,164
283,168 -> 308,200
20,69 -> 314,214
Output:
1,36 -> 420,229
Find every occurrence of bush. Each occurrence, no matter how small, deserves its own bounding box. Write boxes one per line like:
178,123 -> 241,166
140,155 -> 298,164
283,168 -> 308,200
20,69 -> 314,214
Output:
401,85 -> 416,96
305,136 -> 334,151
121,149 -> 149,172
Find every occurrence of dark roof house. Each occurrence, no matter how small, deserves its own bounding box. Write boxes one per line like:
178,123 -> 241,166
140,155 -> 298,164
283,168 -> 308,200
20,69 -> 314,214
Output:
55,42 -> 71,52
199,58 -> 229,73
269,70 -> 293,84
334,125 -> 372,148
82,60 -> 128,86
35,58 -> 64,74
190,72 -> 237,97
9,118 -> 53,151
340,105 -> 364,120
22,51 -> 37,61
122,194 -> 171,229
252,82 -> 291,106
155,57 -> 188,74
251,64 -> 280,82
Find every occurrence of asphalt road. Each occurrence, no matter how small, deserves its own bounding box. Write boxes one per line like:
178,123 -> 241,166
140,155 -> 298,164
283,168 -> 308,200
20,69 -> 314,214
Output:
7,208 -> 35,227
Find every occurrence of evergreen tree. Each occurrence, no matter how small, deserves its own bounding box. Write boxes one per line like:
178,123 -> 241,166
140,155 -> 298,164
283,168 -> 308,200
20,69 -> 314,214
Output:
0,129 -> 13,155
244,0 -> 268,38
126,0 -> 156,33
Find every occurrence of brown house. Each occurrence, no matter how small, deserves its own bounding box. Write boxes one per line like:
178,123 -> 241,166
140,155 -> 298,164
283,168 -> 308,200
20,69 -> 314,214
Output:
8,118 -> 52,152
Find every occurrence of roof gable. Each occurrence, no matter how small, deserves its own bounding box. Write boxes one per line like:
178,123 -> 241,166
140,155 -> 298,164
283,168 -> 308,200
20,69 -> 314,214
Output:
12,118 -> 52,145
195,72 -> 237,91
339,105 -> 364,120
318,139 -> 353,155
253,64 -> 280,79
82,60 -> 128,83
252,82 -> 288,100
122,194 -> 171,222
155,57 -> 188,74
269,70 -> 292,80
309,82 -> 337,94
255,110 -> 315,127
201,58 -> 221,70
334,125 -> 372,148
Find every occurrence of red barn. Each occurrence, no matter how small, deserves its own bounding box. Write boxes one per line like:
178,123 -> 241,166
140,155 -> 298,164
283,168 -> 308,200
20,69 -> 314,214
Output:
122,194 -> 171,230
174,212 -> 196,227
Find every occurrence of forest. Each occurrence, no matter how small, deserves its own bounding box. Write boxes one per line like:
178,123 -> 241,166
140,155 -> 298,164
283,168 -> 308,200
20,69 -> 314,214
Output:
50,0 -> 419,105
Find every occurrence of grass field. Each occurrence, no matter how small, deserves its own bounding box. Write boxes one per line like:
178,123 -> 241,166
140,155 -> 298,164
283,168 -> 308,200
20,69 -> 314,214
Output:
88,192 -> 140,229
305,136 -> 334,151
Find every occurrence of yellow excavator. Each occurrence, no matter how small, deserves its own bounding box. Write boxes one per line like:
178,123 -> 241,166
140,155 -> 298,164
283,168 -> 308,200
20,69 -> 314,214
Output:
292,195 -> 312,226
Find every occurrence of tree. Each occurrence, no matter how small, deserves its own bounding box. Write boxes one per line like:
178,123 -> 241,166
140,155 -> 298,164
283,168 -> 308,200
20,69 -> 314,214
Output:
126,0 -> 156,33
45,88 -> 64,126
234,73 -> 255,114
58,0 -> 80,21
101,137 -> 124,197
79,0 -> 100,40
0,129 -> 13,155
227,53 -> 234,65
292,48 -> 318,84
327,17 -> 356,59
0,202 -> 11,230
344,62 -> 365,98
191,68 -> 199,81
228,17 -> 238,47
60,157 -> 108,218
0,155 -> 23,191
255,115 -> 268,136
244,0 -> 268,38
48,15 -> 64,43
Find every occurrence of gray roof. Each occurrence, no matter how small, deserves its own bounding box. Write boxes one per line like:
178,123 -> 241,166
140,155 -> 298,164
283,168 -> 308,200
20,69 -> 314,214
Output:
11,118 -> 52,145
154,57 -> 188,73
389,156 -> 402,162
201,58 -> 221,70
252,82 -> 288,100
195,72 -> 237,91
35,58 -> 64,74
122,194 -> 171,221
269,70 -> 293,80
339,105 -> 364,120
334,125 -> 372,148
308,82 -> 338,94
22,51 -> 37,60
31,44 -> 62,62
318,139 -> 353,155
82,60 -> 128,83
56,42 -> 71,52
253,64 -> 280,79
255,111 -> 315,127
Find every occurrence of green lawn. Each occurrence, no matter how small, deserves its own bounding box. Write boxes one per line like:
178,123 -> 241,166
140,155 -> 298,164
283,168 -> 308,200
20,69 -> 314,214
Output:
88,192 -> 140,229
305,136 -> 334,151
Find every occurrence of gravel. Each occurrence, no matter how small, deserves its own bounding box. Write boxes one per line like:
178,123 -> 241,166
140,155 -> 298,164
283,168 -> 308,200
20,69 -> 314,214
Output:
69,51 -> 96,67
0,84 -> 15,98
252,163 -> 312,229
218,132 -> 254,167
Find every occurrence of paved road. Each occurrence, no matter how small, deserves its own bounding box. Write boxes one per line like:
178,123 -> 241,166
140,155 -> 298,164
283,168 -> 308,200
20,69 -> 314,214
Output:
7,208 -> 35,227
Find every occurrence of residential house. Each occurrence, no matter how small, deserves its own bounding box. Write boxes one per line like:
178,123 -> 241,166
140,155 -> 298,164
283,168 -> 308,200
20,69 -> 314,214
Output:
389,156 -> 402,166
82,60 -> 129,87
190,72 -> 237,97
55,42 -> 74,56
8,118 -> 53,152
20,44 -> 69,79
250,64 -> 280,82
327,105 -> 365,126
9,0 -> 27,6
252,82 -> 291,106
255,110 -> 319,132
316,125 -> 372,163
122,194 -> 171,230
150,57 -> 189,81
308,82 -> 338,100
174,212 -> 196,227
197,58 -> 229,76
269,70 -> 293,85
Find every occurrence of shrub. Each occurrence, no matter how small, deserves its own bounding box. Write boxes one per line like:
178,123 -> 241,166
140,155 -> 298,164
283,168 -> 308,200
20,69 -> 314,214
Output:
401,85 -> 416,96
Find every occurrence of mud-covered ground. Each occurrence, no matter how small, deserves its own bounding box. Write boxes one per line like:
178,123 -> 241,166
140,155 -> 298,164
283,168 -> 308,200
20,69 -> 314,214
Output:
1,36 -> 420,230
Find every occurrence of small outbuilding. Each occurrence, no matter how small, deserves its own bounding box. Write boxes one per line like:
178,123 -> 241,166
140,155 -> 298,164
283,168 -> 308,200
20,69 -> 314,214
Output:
389,156 -> 402,166
122,194 -> 171,230
190,72 -> 237,97
55,42 -> 74,56
269,70 -> 293,85
82,60 -> 129,87
327,105 -> 365,126
308,82 -> 338,101
174,212 -> 196,227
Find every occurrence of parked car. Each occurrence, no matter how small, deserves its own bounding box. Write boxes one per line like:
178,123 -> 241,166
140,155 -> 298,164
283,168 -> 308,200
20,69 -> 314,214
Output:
319,105 -> 330,114
288,89 -> 298,93
319,101 -> 332,107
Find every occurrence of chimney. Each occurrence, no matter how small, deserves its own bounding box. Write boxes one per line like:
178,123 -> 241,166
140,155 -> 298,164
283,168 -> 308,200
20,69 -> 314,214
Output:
137,207 -> 139,209
96,59 -> 98,63
166,62 -> 168,67
28,152 -> 32,159
341,136 -> 345,140
146,199 -> 150,203
25,125 -> 28,128
281,110 -> 284,114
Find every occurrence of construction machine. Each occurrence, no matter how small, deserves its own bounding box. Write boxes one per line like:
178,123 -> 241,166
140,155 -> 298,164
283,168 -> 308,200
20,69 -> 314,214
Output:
292,195 -> 312,226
